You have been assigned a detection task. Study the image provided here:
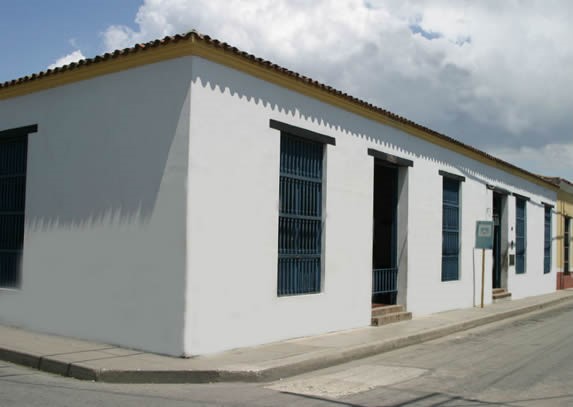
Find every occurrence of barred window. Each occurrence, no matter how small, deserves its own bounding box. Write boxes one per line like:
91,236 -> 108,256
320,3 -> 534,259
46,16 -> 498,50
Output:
543,206 -> 551,274
442,177 -> 461,281
277,134 -> 323,296
0,126 -> 34,288
515,198 -> 527,274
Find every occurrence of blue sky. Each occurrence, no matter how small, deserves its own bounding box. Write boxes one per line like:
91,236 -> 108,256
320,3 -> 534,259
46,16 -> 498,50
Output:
0,1 -> 139,82
2,1 -> 572,180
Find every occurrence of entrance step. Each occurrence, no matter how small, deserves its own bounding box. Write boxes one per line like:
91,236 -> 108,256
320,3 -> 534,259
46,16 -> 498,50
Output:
371,305 -> 412,326
493,288 -> 512,302
371,304 -> 404,317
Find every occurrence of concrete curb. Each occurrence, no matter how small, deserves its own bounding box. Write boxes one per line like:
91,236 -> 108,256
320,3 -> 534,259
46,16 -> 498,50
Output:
250,294 -> 573,383
1,294 -> 572,383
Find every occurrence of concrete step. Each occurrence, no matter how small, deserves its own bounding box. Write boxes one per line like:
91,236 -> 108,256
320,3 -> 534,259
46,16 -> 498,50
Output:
492,288 -> 506,295
371,311 -> 412,326
371,305 -> 404,317
493,291 -> 512,303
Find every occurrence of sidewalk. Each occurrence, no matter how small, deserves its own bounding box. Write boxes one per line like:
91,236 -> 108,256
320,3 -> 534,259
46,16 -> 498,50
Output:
2,290 -> 573,384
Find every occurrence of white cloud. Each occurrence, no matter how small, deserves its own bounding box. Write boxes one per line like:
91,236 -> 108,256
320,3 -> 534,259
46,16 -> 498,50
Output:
491,143 -> 573,179
47,50 -> 86,70
101,0 -> 573,180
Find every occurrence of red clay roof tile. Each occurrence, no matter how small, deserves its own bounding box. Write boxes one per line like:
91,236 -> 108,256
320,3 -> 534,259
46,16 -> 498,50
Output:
0,30 -> 559,188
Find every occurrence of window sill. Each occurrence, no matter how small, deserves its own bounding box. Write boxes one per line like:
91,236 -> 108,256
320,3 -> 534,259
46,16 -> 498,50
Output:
0,287 -> 21,293
277,291 -> 323,299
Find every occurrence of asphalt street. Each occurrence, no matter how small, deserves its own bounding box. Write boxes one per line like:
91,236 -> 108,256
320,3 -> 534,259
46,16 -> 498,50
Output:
1,302 -> 573,406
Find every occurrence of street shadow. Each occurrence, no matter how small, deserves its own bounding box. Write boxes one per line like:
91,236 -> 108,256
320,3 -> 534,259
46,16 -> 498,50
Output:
281,388 -> 573,406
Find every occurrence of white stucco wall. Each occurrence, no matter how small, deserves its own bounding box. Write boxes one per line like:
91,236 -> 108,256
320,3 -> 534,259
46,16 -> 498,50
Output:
0,52 -> 558,358
186,56 -> 557,355
0,58 -> 192,356
506,196 -> 557,299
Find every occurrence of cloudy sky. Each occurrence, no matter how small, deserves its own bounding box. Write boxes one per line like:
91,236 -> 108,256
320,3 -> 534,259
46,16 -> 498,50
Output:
2,0 -> 572,180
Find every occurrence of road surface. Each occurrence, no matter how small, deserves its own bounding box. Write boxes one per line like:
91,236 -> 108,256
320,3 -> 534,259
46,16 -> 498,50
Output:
1,303 -> 572,406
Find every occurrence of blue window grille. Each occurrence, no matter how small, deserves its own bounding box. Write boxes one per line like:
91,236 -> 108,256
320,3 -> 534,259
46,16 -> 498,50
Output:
515,198 -> 527,274
277,133 -> 323,296
544,206 -> 551,274
277,132 -> 324,296
442,178 -> 460,281
0,135 -> 28,288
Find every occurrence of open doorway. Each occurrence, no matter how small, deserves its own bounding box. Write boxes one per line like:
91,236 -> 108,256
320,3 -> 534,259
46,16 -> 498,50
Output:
492,192 -> 503,288
492,190 -> 508,289
372,163 -> 398,306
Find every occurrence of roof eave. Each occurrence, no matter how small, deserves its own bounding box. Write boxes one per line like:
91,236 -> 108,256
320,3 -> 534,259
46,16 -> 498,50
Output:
0,31 -> 559,191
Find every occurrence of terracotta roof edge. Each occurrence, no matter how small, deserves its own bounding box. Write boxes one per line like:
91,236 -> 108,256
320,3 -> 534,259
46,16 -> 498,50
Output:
0,30 -> 560,189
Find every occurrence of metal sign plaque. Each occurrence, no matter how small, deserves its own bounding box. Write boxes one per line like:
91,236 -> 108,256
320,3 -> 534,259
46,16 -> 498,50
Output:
475,221 -> 494,249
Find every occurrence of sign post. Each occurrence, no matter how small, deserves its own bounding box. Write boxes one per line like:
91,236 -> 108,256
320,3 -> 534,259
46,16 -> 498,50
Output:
480,247 -> 485,308
475,221 -> 494,308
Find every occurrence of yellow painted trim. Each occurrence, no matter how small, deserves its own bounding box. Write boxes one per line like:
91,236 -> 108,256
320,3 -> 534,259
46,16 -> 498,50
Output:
191,42 -> 556,189
556,191 -> 573,269
0,41 -> 194,100
0,38 -> 559,190
559,190 -> 573,217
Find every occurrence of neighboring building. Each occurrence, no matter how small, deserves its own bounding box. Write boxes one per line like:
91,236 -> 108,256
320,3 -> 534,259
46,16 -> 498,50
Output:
0,32 -> 559,357
544,178 -> 573,289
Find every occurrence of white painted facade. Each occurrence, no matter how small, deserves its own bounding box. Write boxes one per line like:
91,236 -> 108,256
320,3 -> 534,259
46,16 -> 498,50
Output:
0,53 -> 558,357
185,56 -> 557,355
0,58 -> 193,356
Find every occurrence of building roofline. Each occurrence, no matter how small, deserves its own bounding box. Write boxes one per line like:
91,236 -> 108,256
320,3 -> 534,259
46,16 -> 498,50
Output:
541,176 -> 573,195
0,30 -> 558,190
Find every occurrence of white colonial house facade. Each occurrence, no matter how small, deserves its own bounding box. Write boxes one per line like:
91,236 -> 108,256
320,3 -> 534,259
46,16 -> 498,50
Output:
0,32 -> 558,356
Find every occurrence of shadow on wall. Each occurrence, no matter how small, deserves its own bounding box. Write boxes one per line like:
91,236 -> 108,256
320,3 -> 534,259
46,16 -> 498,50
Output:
192,61 -> 553,200
24,64 -> 191,231
23,55 -> 551,234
